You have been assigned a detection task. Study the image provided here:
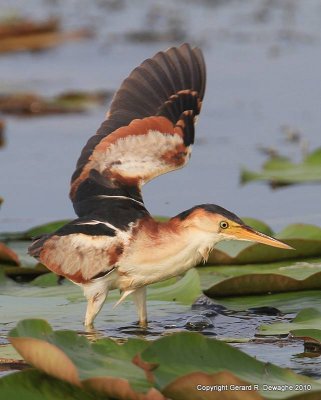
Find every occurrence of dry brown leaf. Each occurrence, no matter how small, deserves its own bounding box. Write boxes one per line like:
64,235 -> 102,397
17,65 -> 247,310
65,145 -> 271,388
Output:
0,29 -> 92,54
0,242 -> 20,265
9,337 -> 79,386
163,371 -> 263,400
83,377 -> 166,400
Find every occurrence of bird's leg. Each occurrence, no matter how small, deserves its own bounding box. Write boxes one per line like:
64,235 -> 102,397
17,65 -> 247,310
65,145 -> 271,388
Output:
83,282 -> 108,330
132,287 -> 147,328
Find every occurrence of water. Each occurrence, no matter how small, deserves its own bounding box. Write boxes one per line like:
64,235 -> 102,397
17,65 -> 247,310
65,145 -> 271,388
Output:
1,0 -> 321,232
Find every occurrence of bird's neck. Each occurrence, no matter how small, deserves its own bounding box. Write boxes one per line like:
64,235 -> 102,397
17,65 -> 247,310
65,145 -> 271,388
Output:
124,216 -> 218,282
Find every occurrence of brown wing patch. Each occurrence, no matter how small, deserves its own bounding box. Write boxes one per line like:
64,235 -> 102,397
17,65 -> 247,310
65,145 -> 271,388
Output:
70,115 -> 189,199
38,233 -> 127,284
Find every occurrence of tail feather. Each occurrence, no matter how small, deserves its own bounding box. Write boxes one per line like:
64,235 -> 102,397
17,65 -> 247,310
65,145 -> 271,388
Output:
28,234 -> 51,259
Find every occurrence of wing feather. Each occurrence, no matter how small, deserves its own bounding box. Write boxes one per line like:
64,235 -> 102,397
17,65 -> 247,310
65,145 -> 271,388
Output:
70,43 -> 206,217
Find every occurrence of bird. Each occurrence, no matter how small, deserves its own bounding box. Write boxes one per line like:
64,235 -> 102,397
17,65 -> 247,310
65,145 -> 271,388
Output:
28,43 -> 292,329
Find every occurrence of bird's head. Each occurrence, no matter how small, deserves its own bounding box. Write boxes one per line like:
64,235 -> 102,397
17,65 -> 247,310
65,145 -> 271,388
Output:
177,204 -> 292,249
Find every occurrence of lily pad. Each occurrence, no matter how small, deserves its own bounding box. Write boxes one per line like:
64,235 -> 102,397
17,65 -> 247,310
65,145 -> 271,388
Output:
258,308 -> 321,336
291,329 -> 321,345
203,258 -> 321,297
290,329 -> 321,353
0,243 -> 19,265
209,290 -> 321,314
0,369 -> 104,400
9,319 -> 155,399
0,220 -> 70,241
207,223 -> 321,265
241,148 -> 321,186
8,320 -> 321,400
0,344 -> 21,361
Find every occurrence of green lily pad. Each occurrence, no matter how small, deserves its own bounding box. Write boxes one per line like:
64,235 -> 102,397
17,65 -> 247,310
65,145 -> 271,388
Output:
9,319 -> 152,397
0,220 -> 71,241
241,218 -> 275,236
203,258 -> 321,297
241,147 -> 321,186
30,272 -> 60,287
291,329 -> 321,344
290,329 -> 321,344
140,331 -> 321,399
207,223 -> 321,265
209,290 -> 321,314
0,343 -> 21,360
290,329 -> 321,353
0,369 -> 104,400
8,319 -> 321,400
258,308 -> 321,336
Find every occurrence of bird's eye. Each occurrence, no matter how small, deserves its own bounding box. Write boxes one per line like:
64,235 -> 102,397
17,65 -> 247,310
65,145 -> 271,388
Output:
220,221 -> 229,229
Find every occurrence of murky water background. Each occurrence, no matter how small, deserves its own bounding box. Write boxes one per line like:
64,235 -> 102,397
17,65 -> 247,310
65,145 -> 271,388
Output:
1,0 -> 321,381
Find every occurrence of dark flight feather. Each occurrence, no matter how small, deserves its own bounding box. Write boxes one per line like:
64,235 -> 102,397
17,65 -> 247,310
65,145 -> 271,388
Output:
70,43 -> 206,216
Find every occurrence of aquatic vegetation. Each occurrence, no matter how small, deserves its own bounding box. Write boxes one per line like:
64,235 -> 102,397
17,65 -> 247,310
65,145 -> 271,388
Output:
241,148 -> 321,187
2,319 -> 321,400
0,17 -> 92,54
0,90 -> 111,117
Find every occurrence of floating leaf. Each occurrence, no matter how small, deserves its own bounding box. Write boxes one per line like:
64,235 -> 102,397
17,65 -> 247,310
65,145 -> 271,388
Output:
0,220 -> 71,241
162,371 -> 264,399
0,343 -> 21,361
290,329 -> 321,353
9,319 -> 152,398
0,369 -> 102,400
8,320 -> 321,400
140,331 -> 321,399
208,223 -> 321,265
203,258 -> 321,297
24,220 -> 71,238
0,242 -> 19,265
241,148 -> 321,186
258,308 -> 321,336
30,273 -> 60,287
0,24 -> 92,54
291,329 -> 321,345
209,290 -> 321,314
241,218 -> 275,236
0,17 -> 59,39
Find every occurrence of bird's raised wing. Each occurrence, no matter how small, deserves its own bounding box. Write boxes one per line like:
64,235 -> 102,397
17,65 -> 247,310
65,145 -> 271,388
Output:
70,43 -> 206,217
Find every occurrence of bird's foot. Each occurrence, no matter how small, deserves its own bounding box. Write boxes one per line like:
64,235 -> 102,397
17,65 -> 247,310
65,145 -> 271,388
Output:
138,320 -> 148,329
84,320 -> 95,332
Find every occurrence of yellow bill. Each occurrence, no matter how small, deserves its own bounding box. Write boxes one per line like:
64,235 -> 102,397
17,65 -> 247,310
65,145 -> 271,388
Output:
231,225 -> 294,250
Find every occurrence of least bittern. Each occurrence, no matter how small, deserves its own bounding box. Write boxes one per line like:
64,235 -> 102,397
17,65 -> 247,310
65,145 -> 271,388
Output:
29,44 -> 292,328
